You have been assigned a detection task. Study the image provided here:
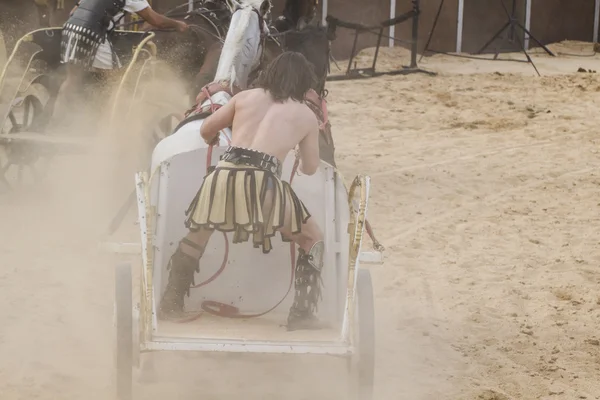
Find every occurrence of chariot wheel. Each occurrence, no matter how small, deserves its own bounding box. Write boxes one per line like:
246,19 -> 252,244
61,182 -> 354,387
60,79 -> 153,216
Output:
114,263 -> 134,400
0,83 -> 52,191
348,268 -> 375,400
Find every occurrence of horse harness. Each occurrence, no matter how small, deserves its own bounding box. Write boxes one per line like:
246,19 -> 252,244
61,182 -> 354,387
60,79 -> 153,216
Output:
250,5 -> 270,74
174,3 -> 272,129
175,1 -> 332,142
171,81 -> 236,135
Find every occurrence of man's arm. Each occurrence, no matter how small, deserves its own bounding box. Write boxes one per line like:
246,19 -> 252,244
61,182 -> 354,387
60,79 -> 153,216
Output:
69,2 -> 79,16
200,97 -> 237,144
136,7 -> 188,32
297,111 -> 320,176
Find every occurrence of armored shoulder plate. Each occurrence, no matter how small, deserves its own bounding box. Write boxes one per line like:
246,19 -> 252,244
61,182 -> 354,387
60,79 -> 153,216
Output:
66,0 -> 126,37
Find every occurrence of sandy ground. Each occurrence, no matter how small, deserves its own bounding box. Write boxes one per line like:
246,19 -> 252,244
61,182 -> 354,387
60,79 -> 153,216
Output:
2,40 -> 600,399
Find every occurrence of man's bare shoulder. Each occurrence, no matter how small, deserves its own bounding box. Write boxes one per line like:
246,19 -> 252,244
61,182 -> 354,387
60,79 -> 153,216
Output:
300,102 -> 320,127
232,88 -> 268,105
235,88 -> 266,99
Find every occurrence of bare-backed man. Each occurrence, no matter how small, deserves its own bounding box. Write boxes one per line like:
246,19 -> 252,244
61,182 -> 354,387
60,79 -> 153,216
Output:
158,51 -> 326,331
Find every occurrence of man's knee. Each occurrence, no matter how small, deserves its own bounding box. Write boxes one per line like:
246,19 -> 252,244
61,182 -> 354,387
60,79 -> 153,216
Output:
304,217 -> 323,241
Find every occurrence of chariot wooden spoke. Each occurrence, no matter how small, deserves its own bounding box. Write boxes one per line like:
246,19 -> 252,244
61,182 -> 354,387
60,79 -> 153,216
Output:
16,165 -> 23,185
0,163 -> 11,189
23,98 -> 31,126
7,112 -> 18,132
0,91 -> 49,190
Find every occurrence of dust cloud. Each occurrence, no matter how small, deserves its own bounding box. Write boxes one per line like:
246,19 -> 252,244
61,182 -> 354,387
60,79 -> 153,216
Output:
3,34 -> 600,400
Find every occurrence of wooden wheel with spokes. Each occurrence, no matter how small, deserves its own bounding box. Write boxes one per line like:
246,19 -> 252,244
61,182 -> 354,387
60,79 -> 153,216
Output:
0,84 -> 52,191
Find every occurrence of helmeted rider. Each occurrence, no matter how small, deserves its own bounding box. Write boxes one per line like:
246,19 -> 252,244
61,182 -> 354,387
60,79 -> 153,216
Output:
63,0 -> 188,69
55,0 -> 188,114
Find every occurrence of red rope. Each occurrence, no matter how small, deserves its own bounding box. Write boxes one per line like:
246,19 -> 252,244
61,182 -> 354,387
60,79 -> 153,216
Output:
319,97 -> 329,130
175,142 -> 300,322
186,143 -> 230,290
206,142 -> 214,170
202,86 -> 220,114
199,158 -> 300,319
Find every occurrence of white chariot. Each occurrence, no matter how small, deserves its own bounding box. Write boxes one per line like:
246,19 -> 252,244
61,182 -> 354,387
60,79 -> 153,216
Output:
113,125 -> 383,399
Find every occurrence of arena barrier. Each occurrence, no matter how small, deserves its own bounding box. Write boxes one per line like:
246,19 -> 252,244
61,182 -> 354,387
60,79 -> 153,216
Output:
326,0 -> 434,81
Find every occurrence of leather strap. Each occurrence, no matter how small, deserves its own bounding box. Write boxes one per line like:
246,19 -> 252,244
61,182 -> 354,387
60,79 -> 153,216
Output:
221,146 -> 282,177
195,82 -> 241,105
181,237 -> 205,253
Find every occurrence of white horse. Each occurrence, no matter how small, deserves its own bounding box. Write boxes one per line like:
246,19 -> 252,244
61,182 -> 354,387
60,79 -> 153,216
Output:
150,0 -> 271,169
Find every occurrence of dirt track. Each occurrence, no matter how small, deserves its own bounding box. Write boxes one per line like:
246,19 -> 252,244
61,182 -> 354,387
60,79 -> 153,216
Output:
2,41 -> 600,399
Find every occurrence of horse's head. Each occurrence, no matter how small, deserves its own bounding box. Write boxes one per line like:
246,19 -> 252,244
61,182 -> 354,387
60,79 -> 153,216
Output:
282,24 -> 329,96
296,0 -> 318,29
213,0 -> 271,91
277,0 -> 318,31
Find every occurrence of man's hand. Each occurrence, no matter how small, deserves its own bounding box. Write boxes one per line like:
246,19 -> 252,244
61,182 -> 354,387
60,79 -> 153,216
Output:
195,91 -> 205,105
175,20 -> 189,32
200,96 -> 237,143
203,132 -> 219,146
137,7 -> 189,32
69,3 -> 79,16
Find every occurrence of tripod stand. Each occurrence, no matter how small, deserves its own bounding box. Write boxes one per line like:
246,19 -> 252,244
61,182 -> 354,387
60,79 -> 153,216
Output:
477,0 -> 555,76
419,0 -> 445,63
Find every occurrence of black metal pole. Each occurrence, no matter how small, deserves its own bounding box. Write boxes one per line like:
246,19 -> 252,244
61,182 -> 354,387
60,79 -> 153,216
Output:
478,0 -> 553,57
477,21 -> 510,54
372,28 -> 384,74
346,30 -> 360,76
514,20 -> 555,56
410,0 -> 419,68
508,0 -> 516,42
512,19 -> 541,76
420,0 -> 444,62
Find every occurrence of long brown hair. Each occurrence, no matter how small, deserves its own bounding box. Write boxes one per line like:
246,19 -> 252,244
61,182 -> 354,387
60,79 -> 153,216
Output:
254,51 -> 317,102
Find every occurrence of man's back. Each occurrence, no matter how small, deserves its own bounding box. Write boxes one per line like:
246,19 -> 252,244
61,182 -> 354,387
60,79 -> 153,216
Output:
230,88 -> 320,172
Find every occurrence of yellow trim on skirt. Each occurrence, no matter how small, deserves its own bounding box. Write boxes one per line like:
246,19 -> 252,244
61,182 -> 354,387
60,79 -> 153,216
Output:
185,160 -> 311,253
